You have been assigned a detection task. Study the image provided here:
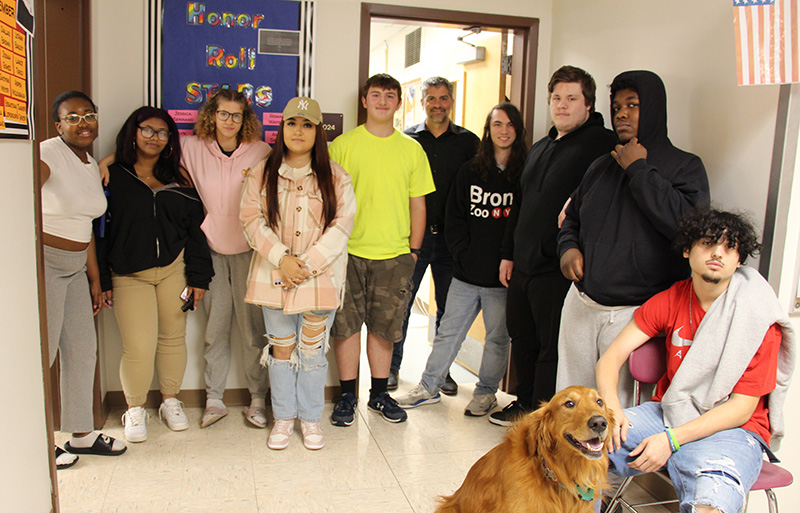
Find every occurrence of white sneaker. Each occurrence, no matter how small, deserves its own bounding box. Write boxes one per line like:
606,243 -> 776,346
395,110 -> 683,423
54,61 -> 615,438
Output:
122,406 -> 149,442
300,421 -> 325,450
159,398 -> 189,431
393,383 -> 441,409
268,419 -> 295,450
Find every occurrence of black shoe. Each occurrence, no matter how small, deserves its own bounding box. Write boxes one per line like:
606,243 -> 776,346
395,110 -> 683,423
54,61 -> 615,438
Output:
489,400 -> 527,427
331,392 -> 357,427
55,446 -> 79,470
367,392 -> 408,423
65,433 -> 127,456
387,368 -> 399,391
440,373 -> 458,396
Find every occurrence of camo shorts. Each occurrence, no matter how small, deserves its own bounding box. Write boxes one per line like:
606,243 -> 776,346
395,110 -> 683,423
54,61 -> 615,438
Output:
331,253 -> 415,343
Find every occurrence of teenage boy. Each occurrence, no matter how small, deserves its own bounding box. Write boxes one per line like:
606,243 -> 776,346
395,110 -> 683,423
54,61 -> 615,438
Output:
391,76 -> 480,394
556,70 -> 710,408
393,103 -> 525,416
328,74 -> 434,426
597,208 -> 794,513
491,65 -> 617,426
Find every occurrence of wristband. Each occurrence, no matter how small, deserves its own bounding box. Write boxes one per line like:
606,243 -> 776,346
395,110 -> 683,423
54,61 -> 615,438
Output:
410,248 -> 422,256
665,427 -> 680,452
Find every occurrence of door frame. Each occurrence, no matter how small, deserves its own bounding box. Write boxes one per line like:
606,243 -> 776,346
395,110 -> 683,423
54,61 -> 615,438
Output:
358,3 -> 539,146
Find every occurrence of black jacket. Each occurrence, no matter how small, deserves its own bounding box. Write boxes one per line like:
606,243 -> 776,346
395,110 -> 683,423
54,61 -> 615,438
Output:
97,163 -> 213,291
500,112 -> 616,276
446,158 -> 516,288
557,70 -> 710,306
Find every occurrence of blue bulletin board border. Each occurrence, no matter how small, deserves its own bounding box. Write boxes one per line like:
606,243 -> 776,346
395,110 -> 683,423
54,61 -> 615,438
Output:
148,0 -> 314,143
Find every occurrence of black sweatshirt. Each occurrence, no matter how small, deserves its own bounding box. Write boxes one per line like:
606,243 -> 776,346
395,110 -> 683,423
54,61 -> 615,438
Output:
500,112 -> 616,276
445,158 -> 516,288
97,163 -> 214,292
557,70 -> 710,306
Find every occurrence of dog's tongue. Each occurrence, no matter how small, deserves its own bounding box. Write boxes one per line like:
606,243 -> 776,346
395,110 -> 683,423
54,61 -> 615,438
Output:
581,438 -> 604,452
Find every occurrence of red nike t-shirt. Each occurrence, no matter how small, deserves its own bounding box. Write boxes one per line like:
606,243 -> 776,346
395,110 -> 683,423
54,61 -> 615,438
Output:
633,278 -> 781,445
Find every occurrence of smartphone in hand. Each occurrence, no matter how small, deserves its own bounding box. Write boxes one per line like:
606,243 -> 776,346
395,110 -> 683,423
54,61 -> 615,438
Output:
180,287 -> 195,312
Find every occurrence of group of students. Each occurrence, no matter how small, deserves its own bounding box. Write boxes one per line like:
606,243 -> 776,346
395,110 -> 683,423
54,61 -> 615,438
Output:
40,67 -> 796,513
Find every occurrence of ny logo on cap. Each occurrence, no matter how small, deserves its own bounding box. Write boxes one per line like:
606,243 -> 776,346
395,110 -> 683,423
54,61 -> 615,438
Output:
298,100 -> 309,110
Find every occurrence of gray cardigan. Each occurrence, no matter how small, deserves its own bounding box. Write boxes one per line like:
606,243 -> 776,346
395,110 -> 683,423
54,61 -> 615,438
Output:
661,266 -> 796,451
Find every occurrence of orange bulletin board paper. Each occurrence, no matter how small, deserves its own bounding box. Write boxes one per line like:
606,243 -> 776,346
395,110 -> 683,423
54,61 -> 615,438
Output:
12,52 -> 23,78
10,73 -> 24,100
0,71 -> 10,96
0,46 -> 11,74
4,97 -> 26,123
0,104 -> 5,129
11,28 -> 23,55
0,23 -> 11,50
0,1 -> 15,28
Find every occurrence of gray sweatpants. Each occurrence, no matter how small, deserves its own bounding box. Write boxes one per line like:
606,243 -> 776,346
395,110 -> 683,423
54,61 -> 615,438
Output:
203,250 -> 268,401
44,245 -> 97,433
555,284 -> 638,409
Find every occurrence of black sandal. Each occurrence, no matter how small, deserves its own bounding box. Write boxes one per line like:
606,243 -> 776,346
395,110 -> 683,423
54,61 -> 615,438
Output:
55,446 -> 79,470
65,433 -> 127,456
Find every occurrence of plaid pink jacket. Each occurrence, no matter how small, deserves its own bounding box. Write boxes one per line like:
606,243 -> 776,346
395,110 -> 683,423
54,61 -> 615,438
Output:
240,159 -> 356,314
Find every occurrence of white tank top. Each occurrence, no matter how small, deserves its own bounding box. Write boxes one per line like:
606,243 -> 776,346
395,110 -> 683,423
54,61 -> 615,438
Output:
40,137 -> 107,243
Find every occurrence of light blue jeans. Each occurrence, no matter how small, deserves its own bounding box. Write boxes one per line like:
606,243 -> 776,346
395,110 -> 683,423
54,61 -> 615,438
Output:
609,401 -> 764,513
420,278 -> 510,397
261,308 -> 336,422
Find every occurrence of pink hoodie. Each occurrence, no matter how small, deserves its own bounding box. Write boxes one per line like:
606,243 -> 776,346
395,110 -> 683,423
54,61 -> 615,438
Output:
181,135 -> 271,254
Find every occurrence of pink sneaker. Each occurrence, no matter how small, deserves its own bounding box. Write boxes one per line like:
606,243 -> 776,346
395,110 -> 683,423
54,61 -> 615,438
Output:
268,419 -> 294,450
300,421 -> 325,450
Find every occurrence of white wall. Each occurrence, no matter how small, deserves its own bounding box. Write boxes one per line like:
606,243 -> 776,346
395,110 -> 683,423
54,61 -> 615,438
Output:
551,2 -> 798,510
0,142 -> 53,511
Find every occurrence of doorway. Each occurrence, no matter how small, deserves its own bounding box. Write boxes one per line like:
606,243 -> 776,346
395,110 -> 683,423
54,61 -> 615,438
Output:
359,4 -> 538,392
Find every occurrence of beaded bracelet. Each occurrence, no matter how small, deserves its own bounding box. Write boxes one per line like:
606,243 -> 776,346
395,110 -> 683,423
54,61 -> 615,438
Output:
665,427 -> 680,452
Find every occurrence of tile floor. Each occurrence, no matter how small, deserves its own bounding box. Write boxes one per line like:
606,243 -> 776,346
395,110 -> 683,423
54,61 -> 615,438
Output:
55,313 -> 674,513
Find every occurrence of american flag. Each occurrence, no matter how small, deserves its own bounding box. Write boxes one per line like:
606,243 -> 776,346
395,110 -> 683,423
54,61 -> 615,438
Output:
734,0 -> 799,85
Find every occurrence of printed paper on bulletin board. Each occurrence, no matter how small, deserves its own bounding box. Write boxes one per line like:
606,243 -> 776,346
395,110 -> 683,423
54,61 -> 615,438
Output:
0,0 -> 34,139
161,0 -> 307,141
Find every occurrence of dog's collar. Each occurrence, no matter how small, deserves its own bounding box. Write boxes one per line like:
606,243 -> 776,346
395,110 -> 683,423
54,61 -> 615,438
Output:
541,458 -> 595,502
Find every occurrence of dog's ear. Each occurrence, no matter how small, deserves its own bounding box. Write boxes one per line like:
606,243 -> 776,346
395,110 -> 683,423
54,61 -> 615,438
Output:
604,405 -> 617,451
525,405 -> 551,458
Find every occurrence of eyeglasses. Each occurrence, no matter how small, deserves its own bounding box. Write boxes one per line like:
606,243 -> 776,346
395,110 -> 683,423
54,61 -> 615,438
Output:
138,125 -> 170,141
216,110 -> 243,123
61,113 -> 99,125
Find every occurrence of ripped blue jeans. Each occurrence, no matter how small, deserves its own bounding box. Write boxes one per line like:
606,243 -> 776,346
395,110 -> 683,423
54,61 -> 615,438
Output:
608,401 -> 764,513
261,308 -> 336,423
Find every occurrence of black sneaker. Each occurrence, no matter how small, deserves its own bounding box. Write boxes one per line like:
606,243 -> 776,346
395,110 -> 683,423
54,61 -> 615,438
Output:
367,391 -> 408,423
331,392 -> 357,427
387,368 -> 399,391
440,372 -> 458,396
489,400 -> 527,427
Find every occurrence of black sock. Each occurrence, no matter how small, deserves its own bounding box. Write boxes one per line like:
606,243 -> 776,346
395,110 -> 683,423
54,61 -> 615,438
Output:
340,379 -> 357,396
370,377 -> 388,399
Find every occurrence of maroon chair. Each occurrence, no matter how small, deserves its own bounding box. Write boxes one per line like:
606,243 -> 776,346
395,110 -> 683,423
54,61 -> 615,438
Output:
604,337 -> 793,513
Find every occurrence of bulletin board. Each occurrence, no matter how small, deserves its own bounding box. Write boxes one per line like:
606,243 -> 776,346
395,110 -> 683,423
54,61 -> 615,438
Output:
154,0 -> 314,144
0,0 -> 34,139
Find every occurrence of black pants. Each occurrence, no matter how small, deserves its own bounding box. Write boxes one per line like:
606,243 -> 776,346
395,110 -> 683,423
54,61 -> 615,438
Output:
506,270 -> 571,410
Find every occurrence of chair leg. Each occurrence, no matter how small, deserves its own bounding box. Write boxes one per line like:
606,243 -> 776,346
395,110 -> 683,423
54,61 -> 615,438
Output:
604,477 -> 633,513
766,488 -> 778,513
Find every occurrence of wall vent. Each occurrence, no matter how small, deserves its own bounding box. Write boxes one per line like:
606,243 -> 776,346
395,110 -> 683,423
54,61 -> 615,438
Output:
405,28 -> 421,68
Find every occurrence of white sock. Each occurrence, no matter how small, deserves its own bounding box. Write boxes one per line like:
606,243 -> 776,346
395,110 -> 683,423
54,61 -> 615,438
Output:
207,398 -> 225,410
69,432 -> 99,448
56,449 -> 78,466
250,397 -> 266,409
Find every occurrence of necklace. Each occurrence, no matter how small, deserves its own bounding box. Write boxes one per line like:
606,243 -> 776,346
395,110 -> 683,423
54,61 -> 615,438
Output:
688,286 -> 695,338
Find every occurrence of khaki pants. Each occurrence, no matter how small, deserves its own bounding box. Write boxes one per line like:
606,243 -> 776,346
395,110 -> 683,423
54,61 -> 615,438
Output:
112,254 -> 188,406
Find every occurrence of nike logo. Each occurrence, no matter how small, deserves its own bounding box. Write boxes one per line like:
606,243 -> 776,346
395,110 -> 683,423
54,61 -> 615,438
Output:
671,326 -> 693,348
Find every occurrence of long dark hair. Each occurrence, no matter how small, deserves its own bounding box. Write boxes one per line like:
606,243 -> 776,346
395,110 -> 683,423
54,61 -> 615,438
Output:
114,106 -> 188,186
262,120 -> 337,231
473,102 -> 527,183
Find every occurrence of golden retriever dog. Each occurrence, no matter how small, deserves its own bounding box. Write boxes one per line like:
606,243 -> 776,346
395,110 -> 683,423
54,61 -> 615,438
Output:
436,386 -> 615,513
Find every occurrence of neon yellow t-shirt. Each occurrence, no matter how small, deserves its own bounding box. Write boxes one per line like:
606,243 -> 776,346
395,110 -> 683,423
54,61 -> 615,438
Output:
329,125 -> 434,260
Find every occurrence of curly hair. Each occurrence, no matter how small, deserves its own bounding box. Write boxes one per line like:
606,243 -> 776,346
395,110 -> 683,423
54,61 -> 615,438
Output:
194,89 -> 262,143
673,208 -> 761,264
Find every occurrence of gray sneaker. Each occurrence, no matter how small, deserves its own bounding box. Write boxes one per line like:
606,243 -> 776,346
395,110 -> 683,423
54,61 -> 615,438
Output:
393,383 -> 441,409
464,393 -> 497,417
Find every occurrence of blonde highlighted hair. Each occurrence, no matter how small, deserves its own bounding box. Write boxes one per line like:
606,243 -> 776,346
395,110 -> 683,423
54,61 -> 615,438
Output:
194,89 -> 262,143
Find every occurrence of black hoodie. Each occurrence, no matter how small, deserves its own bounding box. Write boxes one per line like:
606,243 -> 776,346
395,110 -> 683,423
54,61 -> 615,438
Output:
445,158 -> 516,288
557,70 -> 710,306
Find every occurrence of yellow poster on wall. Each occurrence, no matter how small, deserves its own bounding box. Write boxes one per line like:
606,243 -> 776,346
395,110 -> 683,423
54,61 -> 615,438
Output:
0,0 -> 33,139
